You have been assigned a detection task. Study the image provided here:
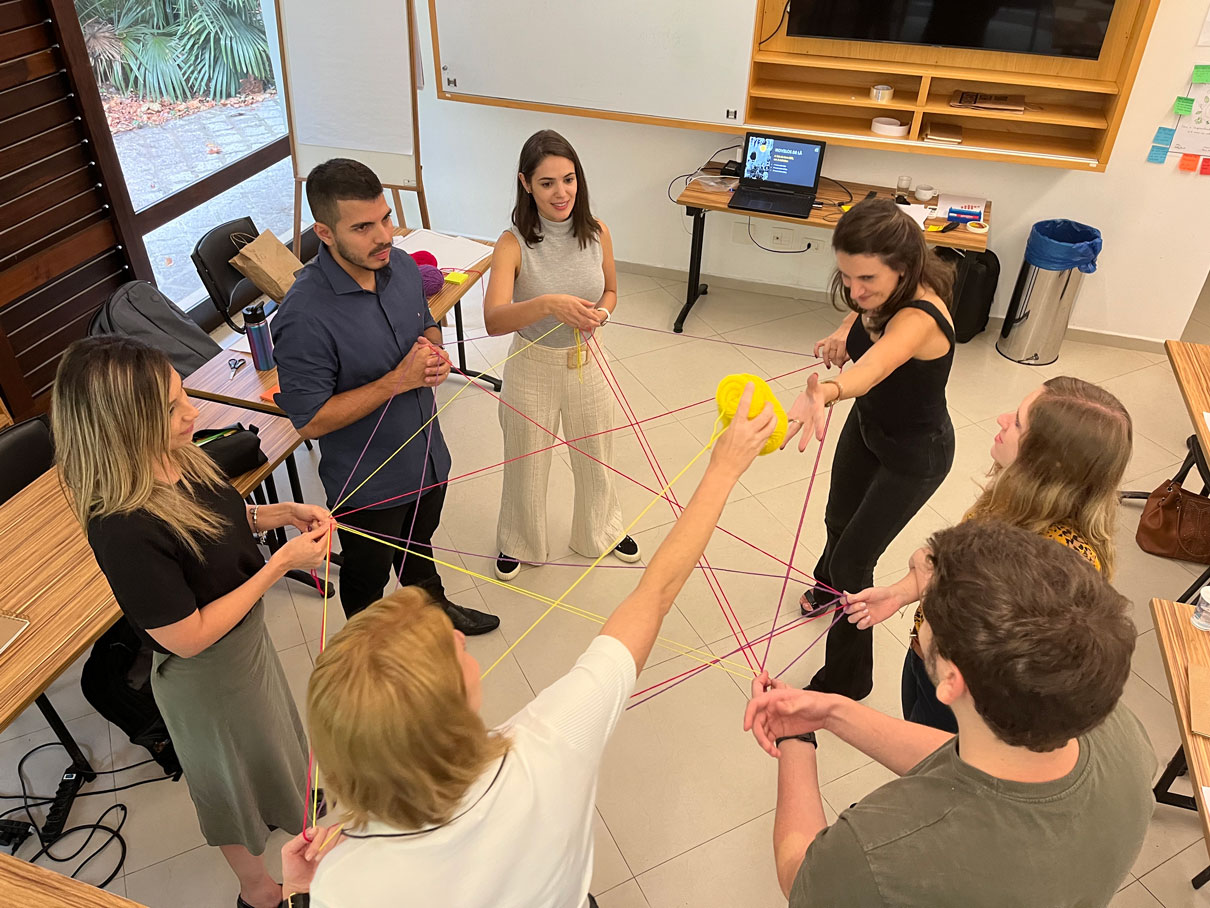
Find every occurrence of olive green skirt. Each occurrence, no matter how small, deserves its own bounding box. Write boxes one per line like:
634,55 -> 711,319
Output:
151,600 -> 307,854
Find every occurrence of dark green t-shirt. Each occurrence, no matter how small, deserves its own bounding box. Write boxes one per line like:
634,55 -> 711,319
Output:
791,704 -> 1156,907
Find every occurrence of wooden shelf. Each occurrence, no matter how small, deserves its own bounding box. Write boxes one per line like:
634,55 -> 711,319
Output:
922,96 -> 1109,129
921,125 -> 1100,160
749,106 -> 912,141
750,78 -> 917,112
752,50 -> 1121,94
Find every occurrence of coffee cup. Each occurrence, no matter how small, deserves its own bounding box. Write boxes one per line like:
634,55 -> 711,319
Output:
914,185 -> 937,201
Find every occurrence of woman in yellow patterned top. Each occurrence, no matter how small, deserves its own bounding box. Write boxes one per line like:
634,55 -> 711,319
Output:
844,376 -> 1131,731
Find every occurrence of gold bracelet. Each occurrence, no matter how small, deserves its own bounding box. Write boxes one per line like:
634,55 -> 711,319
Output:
820,378 -> 843,408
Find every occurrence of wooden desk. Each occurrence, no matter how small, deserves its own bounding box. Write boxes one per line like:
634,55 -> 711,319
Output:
184,228 -> 497,414
672,179 -> 993,332
1150,598 -> 1210,891
0,852 -> 146,907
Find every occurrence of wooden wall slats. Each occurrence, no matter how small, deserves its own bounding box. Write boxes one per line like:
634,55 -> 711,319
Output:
0,187 -> 105,261
2,253 -> 125,350
0,72 -> 71,120
0,49 -> 56,91
13,272 -> 123,373
0,165 -> 95,232
0,144 -> 88,205
0,97 -> 78,150
0,218 -> 115,308
0,121 -> 80,174
0,22 -> 54,61
1,0 -> 49,32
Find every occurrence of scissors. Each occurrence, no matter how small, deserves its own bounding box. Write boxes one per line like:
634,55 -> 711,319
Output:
228,358 -> 246,381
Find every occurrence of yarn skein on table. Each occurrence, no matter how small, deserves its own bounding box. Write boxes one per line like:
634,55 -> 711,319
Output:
715,373 -> 787,455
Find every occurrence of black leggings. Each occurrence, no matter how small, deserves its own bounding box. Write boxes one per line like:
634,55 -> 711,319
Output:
807,409 -> 953,699
902,647 -> 958,732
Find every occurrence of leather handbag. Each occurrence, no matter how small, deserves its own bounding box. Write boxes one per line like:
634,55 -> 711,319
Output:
1136,478 -> 1210,564
192,424 -> 267,479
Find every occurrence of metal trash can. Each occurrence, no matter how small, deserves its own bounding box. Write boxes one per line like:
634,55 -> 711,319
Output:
997,219 -> 1102,365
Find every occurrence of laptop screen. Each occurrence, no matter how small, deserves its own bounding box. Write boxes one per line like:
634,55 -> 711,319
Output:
741,133 -> 825,192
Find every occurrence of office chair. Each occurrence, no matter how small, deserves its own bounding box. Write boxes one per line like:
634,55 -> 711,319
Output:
0,415 -> 53,506
191,217 -> 272,334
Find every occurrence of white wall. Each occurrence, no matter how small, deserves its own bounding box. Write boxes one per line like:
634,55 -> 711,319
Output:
412,0 -> 1210,343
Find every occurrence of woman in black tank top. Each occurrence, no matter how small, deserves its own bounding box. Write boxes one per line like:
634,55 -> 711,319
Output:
782,200 -> 956,700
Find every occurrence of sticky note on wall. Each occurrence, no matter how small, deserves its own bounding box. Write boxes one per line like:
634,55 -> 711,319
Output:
1180,153 -> 1201,171
1153,126 -> 1176,146
1147,145 -> 1169,163
1176,96 -> 1195,115
1193,65 -> 1210,84
1202,157 -> 1210,175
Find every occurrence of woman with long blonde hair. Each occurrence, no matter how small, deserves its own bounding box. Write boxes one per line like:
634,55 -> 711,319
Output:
53,336 -> 333,908
844,376 -> 1132,731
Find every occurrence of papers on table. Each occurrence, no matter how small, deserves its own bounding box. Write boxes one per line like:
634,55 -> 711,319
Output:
393,229 -> 493,271
1203,411 -> 1210,437
899,203 -> 935,229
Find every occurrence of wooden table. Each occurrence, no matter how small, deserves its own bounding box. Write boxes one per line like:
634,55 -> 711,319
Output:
1150,598 -> 1210,890
184,227 -> 497,415
0,399 -> 307,855
672,178 -> 993,332
0,852 -> 146,907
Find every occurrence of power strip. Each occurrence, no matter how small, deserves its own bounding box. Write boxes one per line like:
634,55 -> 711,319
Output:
41,770 -> 86,839
0,819 -> 33,853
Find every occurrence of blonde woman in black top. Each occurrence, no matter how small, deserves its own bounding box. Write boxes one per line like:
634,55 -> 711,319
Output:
782,200 -> 956,700
54,336 -> 333,908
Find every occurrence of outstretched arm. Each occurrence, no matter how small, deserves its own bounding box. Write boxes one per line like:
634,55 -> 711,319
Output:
601,385 -> 775,672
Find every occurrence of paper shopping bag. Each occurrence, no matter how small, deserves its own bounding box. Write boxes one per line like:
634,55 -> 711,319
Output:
229,230 -> 304,303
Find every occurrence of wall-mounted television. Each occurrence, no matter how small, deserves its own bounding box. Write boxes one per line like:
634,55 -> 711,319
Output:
786,1 -> 1116,60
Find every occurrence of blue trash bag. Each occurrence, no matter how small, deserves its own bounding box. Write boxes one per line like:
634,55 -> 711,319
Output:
1024,219 -> 1102,274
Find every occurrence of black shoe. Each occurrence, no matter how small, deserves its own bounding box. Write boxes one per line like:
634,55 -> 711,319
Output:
611,535 -> 641,563
494,552 -> 521,581
444,602 -> 500,635
799,586 -> 836,618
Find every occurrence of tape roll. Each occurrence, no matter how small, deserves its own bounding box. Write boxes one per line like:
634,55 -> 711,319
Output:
869,84 -> 895,103
966,221 -> 989,234
871,117 -> 910,137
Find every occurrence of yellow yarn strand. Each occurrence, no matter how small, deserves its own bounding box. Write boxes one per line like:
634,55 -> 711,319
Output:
479,416 -> 726,680
333,323 -> 561,512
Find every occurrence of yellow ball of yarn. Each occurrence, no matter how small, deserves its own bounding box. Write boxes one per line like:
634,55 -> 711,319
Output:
715,373 -> 787,456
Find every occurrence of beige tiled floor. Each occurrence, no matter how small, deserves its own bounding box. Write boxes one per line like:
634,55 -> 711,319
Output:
5,272 -> 1209,906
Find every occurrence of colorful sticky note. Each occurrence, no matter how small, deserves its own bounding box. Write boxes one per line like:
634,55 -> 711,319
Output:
1180,153 -> 1200,171
1176,95 -> 1195,115
1193,65 -> 1210,84
1147,145 -> 1170,163
1202,157 -> 1210,175
1153,126 -> 1176,146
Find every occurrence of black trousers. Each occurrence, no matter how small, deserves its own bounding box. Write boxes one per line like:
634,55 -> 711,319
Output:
336,486 -> 448,619
807,408 -> 954,699
901,647 -> 958,733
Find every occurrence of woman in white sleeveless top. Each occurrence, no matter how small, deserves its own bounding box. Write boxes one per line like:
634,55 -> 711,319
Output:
483,130 -> 640,580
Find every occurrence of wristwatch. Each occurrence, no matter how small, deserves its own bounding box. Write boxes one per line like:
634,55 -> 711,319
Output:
775,731 -> 818,749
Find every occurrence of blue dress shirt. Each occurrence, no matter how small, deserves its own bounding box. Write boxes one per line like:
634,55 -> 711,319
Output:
271,244 -> 452,513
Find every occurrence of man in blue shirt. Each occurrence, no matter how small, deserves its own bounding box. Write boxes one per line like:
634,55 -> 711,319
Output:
272,158 -> 497,634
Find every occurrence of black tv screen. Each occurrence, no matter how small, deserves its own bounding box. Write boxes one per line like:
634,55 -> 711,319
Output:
786,1 -> 1116,60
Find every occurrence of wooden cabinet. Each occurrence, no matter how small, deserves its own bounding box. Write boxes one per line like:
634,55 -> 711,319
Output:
746,0 -> 1160,171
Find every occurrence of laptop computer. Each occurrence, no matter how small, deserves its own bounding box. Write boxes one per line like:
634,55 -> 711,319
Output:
728,132 -> 827,219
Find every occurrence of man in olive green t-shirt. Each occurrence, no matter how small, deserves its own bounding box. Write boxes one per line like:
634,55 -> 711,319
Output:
745,521 -> 1156,908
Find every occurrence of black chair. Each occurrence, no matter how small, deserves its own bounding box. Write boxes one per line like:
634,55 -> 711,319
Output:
0,415 -> 53,506
191,217 -> 273,334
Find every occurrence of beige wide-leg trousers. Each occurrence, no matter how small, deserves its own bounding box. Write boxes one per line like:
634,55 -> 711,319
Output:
496,335 -> 624,563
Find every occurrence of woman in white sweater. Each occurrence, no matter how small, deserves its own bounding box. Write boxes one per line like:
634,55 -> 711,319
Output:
483,129 -> 639,581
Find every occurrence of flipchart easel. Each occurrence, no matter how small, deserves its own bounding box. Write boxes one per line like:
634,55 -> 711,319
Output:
273,0 -> 430,254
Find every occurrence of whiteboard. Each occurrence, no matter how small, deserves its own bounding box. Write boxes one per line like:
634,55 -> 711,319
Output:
432,0 -> 754,126
276,0 -> 418,187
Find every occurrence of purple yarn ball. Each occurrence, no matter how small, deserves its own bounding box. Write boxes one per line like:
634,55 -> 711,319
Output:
418,264 -> 444,297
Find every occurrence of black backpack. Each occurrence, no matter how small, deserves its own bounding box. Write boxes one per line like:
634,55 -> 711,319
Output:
89,281 -> 220,377
938,248 -> 1001,343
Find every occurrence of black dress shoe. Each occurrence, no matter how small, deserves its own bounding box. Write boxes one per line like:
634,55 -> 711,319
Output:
444,602 -> 500,635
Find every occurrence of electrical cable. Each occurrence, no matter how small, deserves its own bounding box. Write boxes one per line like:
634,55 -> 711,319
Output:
759,1 -> 790,45
818,175 -> 853,205
0,740 -> 175,888
746,217 -> 814,254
